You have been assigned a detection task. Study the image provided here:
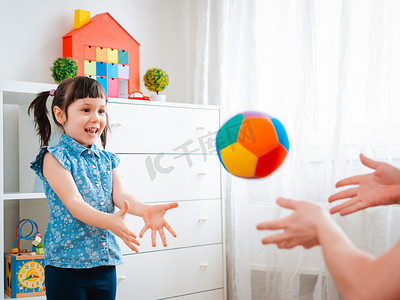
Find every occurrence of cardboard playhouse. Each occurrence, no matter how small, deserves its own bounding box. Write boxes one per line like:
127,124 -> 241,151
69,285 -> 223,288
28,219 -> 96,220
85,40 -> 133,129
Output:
63,10 -> 140,98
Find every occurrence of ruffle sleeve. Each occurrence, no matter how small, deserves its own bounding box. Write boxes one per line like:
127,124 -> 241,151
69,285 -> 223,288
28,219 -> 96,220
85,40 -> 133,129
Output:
30,146 -> 72,181
109,152 -> 120,169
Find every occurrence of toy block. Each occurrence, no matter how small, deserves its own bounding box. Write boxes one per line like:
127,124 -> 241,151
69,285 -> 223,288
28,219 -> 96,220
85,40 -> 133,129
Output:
4,252 -> 46,298
96,47 -> 108,62
96,62 -> 107,76
74,9 -> 90,29
84,60 -> 96,76
107,63 -> 118,78
32,236 -> 41,247
97,77 -> 108,93
84,45 -> 96,61
119,79 -> 129,98
118,50 -> 129,64
108,77 -> 119,98
118,64 -> 129,79
107,48 -> 119,64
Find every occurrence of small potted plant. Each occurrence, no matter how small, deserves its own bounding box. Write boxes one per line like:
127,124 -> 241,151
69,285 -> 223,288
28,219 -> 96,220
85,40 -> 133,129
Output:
50,57 -> 78,84
143,68 -> 169,101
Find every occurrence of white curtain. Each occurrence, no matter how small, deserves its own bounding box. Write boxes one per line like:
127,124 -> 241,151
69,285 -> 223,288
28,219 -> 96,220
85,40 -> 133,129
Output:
192,0 -> 400,299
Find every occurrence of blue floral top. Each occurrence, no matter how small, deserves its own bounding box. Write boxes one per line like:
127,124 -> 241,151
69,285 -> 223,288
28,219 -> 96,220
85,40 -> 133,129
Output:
31,133 -> 123,268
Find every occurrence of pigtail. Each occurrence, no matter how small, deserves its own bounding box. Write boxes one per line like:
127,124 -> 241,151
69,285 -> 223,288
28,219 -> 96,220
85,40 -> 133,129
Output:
28,91 -> 52,147
100,115 -> 110,149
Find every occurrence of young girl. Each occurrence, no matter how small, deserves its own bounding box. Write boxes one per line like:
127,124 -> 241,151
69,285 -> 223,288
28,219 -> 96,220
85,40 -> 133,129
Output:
29,76 -> 178,300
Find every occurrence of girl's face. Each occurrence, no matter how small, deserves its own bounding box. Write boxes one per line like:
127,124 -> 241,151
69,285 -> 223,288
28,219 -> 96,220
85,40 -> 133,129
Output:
54,97 -> 107,148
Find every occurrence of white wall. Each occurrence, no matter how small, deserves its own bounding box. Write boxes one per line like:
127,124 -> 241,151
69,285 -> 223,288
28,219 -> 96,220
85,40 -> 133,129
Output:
0,0 -> 196,103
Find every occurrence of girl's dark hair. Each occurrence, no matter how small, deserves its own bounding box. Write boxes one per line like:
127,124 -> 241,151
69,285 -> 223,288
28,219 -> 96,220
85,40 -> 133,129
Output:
28,76 -> 110,148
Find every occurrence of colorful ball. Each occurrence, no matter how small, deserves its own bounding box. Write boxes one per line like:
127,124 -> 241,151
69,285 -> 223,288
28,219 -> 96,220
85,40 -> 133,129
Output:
216,111 -> 289,178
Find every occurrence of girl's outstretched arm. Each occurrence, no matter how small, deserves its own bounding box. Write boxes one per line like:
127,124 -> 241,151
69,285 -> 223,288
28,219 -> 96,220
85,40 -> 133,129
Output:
43,152 -> 140,252
112,167 -> 178,247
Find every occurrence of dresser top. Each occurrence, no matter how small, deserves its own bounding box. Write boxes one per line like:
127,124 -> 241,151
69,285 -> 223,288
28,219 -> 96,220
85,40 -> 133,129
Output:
0,80 -> 219,110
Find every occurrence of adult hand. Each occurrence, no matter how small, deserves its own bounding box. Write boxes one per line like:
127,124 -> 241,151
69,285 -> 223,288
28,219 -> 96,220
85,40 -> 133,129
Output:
256,198 -> 328,249
329,154 -> 400,216
140,202 -> 178,247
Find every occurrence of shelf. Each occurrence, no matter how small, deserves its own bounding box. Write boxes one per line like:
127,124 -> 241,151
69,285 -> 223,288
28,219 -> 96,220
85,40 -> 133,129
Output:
3,193 -> 46,200
0,80 -> 57,105
0,80 -> 57,94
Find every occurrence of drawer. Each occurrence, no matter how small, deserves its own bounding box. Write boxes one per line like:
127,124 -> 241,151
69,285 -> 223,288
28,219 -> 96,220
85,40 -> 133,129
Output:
106,103 -> 220,153
117,199 -> 222,254
118,154 -> 221,202
116,244 -> 223,300
171,289 -> 224,300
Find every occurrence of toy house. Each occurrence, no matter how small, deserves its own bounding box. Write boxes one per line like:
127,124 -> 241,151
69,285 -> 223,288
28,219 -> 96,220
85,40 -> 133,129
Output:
63,11 -> 140,98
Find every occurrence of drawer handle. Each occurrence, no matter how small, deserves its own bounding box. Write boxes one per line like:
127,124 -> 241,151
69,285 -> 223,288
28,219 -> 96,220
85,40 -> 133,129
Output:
196,126 -> 206,130
200,263 -> 210,268
197,172 -> 207,176
198,217 -> 209,222
111,122 -> 123,127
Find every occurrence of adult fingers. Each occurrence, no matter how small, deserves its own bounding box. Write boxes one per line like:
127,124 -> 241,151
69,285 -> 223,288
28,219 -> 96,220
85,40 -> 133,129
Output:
278,240 -> 298,249
329,197 -> 359,214
335,176 -> 362,188
256,216 -> 289,231
261,232 -> 287,245
276,197 -> 298,210
337,201 -> 369,216
328,187 -> 358,203
360,153 -> 379,170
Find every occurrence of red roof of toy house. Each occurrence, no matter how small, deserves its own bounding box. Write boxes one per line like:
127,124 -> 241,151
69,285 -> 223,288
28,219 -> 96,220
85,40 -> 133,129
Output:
63,12 -> 140,96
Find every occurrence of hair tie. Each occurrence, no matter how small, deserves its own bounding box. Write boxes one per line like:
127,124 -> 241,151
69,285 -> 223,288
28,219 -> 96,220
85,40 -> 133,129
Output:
49,89 -> 56,97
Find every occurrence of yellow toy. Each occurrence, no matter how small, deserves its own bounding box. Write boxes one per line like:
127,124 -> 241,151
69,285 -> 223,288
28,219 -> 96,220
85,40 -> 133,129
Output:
4,252 -> 45,298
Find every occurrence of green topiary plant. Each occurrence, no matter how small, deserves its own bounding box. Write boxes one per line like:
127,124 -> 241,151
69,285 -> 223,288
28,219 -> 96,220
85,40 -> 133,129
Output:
143,68 -> 169,94
50,57 -> 78,84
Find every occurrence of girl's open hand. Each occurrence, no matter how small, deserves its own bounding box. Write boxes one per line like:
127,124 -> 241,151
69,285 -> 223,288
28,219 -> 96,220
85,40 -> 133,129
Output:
328,154 -> 400,216
110,200 -> 140,253
140,202 -> 178,247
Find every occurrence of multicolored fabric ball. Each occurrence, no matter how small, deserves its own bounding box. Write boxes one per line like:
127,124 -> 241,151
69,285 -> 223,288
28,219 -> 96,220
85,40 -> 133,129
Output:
216,111 -> 289,178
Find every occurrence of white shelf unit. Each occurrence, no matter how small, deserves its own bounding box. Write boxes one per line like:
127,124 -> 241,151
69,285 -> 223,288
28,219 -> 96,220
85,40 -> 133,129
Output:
0,80 -> 226,300
1,80 -> 56,300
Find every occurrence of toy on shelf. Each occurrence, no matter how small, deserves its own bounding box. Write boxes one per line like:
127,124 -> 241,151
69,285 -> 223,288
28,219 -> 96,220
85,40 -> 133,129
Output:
13,219 -> 40,255
4,219 -> 46,298
4,252 -> 45,298
128,91 -> 151,101
63,9 -> 140,98
143,68 -> 169,101
50,57 -> 79,84
31,233 -> 43,255
216,111 -> 289,178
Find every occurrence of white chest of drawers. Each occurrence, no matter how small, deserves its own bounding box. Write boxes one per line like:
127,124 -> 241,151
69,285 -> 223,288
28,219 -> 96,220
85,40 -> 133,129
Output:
0,81 -> 225,300
106,99 -> 226,300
